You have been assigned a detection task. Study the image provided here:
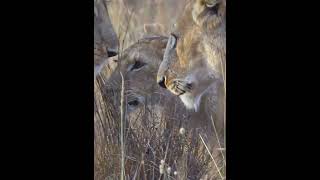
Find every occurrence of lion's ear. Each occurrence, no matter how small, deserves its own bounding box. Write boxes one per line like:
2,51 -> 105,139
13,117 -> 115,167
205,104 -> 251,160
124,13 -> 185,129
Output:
143,23 -> 165,36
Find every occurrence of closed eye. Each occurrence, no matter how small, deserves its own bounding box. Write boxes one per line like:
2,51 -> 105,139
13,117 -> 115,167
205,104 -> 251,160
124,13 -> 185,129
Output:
128,99 -> 139,106
128,60 -> 146,72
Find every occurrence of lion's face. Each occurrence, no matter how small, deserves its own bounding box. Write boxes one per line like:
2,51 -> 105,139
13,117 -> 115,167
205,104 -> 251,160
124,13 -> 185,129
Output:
105,36 -> 188,130
108,36 -> 176,116
157,34 -> 221,112
156,0 -> 225,111
94,0 -> 119,78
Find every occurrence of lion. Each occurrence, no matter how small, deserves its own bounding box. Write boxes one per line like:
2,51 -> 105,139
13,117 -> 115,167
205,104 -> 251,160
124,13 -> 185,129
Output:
154,2 -> 226,173
94,0 -> 119,78
156,0 -> 226,113
105,33 -> 224,139
103,32 -> 223,136
112,35 -> 225,179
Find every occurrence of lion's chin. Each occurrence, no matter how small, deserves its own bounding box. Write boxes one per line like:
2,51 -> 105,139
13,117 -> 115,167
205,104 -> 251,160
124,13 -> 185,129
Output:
179,92 -> 203,112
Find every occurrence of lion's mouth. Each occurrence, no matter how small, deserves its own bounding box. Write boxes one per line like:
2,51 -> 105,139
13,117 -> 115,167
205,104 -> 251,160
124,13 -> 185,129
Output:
178,83 -> 193,96
169,80 -> 193,96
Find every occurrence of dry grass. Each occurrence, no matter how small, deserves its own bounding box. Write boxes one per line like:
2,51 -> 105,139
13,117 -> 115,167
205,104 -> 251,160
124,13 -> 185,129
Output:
94,65 -> 226,180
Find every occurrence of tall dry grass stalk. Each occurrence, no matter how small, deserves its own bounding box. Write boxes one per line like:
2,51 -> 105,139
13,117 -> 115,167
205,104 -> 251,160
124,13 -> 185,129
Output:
117,3 -> 136,179
120,72 -> 125,180
199,134 -> 224,180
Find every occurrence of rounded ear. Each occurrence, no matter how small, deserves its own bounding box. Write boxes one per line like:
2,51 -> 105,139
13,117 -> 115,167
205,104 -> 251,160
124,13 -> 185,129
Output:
143,23 -> 165,36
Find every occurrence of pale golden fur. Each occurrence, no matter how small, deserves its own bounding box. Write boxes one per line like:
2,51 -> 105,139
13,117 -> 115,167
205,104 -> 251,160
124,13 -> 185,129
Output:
107,36 -> 173,126
157,0 -> 226,112
156,2 -> 226,177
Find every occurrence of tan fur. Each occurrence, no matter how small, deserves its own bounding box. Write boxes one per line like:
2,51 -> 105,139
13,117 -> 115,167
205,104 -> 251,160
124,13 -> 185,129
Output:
155,2 -> 226,177
107,36 -> 171,123
157,0 -> 226,111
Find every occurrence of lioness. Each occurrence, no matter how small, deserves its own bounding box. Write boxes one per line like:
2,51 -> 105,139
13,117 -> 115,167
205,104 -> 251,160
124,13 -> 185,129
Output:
94,0 -> 119,78
157,0 -> 226,112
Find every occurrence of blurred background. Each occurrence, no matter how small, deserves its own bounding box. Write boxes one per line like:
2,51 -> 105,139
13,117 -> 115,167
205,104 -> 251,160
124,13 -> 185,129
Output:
107,0 -> 188,49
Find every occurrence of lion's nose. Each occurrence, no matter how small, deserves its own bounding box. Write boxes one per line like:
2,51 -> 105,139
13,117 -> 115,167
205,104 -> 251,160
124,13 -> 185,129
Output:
157,76 -> 167,89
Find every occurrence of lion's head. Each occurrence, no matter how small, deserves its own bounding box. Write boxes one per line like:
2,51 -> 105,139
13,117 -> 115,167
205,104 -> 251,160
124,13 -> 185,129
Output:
106,36 -> 182,119
156,0 -> 225,111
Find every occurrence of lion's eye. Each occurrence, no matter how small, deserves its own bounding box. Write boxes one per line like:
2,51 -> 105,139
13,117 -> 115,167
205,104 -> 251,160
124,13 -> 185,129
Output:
205,0 -> 219,8
206,2 -> 219,14
206,3 -> 215,8
129,60 -> 146,71
128,100 -> 139,106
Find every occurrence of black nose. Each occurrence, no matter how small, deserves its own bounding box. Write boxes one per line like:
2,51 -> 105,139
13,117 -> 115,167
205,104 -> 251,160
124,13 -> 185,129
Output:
157,76 -> 166,88
107,48 -> 118,58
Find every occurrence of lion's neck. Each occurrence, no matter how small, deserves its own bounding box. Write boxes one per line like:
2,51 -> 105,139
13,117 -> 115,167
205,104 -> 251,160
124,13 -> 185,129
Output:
187,83 -> 225,147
